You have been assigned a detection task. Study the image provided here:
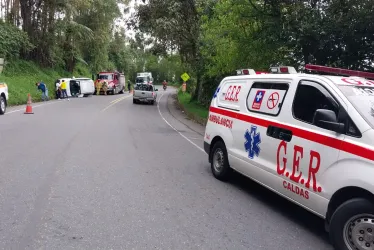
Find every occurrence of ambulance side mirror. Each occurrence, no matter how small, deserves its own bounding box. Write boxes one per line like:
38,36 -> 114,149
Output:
313,109 -> 345,134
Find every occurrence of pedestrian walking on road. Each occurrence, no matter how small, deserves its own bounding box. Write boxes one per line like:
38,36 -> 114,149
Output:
128,80 -> 131,93
60,80 -> 69,101
36,81 -> 49,101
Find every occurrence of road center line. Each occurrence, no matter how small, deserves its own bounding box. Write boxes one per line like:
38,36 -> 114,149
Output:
157,92 -> 205,153
110,95 -> 128,104
101,95 -> 131,112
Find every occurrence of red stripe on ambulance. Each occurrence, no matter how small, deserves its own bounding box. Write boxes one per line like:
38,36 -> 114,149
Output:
209,106 -> 374,161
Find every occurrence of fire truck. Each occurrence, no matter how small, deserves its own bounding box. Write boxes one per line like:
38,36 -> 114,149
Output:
95,71 -> 125,95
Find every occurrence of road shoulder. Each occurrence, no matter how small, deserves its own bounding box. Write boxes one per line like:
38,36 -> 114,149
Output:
166,92 -> 205,136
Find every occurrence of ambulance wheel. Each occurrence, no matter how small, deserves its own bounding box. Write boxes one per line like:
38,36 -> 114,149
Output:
0,95 -> 6,115
210,140 -> 232,181
329,198 -> 374,250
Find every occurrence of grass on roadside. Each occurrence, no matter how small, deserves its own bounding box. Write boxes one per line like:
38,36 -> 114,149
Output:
177,89 -> 209,119
0,60 -> 90,106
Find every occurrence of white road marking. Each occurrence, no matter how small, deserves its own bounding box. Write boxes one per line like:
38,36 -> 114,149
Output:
189,137 -> 203,140
5,101 -> 61,115
157,92 -> 205,153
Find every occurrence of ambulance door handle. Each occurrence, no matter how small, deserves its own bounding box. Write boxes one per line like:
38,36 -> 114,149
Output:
279,130 -> 292,142
266,126 -> 292,142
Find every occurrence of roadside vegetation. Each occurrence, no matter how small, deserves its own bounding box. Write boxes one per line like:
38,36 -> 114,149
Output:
0,0 -> 184,105
177,89 -> 208,120
132,0 -> 374,119
1,60 -> 90,105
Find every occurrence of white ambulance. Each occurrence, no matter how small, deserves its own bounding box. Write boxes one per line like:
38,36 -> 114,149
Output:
203,64 -> 374,250
0,82 -> 8,115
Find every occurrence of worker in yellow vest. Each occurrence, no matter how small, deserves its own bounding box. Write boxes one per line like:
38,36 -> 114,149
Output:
60,80 -> 70,101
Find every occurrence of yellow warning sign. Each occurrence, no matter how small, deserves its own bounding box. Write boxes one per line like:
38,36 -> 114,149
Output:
181,72 -> 190,82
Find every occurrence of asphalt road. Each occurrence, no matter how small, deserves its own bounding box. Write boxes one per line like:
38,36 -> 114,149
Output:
0,87 -> 333,250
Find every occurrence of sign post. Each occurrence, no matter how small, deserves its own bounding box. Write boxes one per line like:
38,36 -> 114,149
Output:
180,72 -> 190,93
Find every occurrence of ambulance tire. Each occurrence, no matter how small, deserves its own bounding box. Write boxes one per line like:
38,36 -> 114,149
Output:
210,140 -> 232,181
0,95 -> 6,115
329,198 -> 374,250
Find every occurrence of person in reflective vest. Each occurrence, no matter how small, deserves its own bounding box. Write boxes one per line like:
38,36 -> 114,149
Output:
102,81 -> 108,95
60,80 -> 69,101
96,80 -> 102,95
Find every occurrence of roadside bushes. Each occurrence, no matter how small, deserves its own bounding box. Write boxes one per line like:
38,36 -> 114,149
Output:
0,21 -> 33,59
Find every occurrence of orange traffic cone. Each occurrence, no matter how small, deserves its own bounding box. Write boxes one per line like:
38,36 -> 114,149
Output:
24,93 -> 34,114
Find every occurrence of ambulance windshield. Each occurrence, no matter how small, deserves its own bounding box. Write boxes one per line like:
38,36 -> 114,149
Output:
338,85 -> 374,128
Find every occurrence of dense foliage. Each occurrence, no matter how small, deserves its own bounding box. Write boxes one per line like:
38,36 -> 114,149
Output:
0,0 -> 183,84
133,0 -> 374,106
1,0 -> 373,107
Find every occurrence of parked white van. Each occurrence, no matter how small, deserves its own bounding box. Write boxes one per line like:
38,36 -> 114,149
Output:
203,64 -> 374,250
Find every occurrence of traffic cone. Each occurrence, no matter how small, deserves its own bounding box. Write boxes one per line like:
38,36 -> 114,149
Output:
24,94 -> 34,114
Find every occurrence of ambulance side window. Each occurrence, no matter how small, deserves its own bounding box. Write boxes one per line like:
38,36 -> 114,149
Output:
293,81 -> 339,125
246,82 -> 289,116
347,119 -> 361,137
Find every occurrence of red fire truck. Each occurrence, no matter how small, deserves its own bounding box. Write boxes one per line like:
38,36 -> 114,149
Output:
95,71 -> 125,95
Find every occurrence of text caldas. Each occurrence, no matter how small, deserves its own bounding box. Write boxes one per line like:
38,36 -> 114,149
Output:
277,141 -> 322,200
209,114 -> 233,129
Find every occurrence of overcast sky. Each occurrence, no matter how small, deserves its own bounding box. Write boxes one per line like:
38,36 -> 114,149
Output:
116,0 -> 143,39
